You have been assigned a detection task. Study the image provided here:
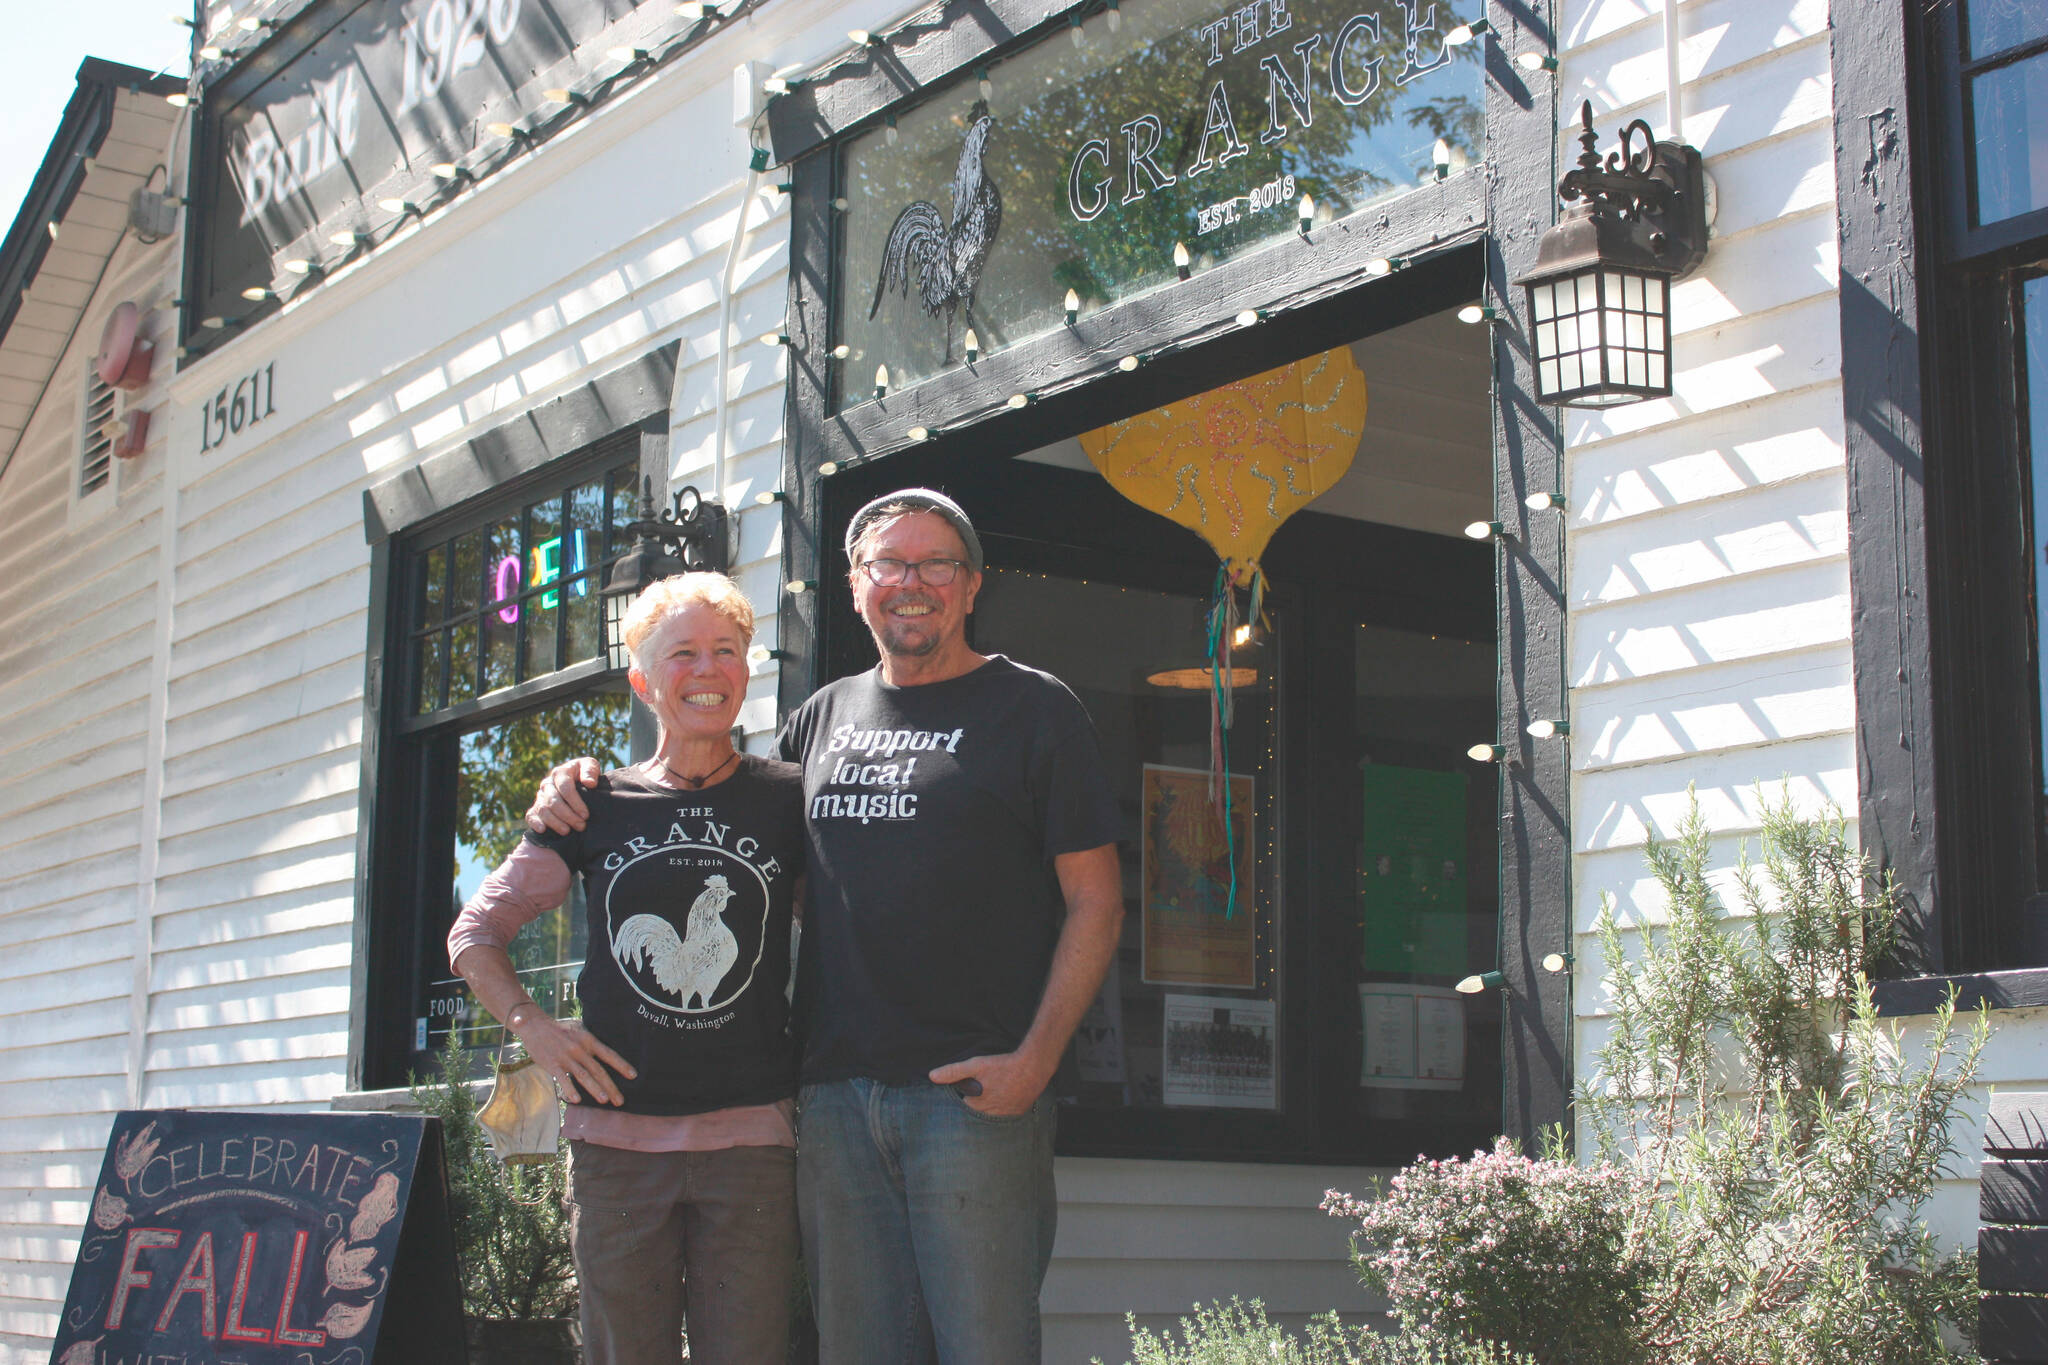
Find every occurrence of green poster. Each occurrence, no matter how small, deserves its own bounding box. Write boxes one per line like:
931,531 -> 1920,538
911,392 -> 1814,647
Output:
1360,764 -> 1468,977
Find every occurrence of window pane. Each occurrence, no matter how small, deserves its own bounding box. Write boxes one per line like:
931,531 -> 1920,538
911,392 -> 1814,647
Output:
972,570 -> 1281,1112
1344,625 -> 1500,1140
1972,51 -> 2048,224
566,577 -> 603,665
419,543 -> 447,624
415,628 -> 446,715
522,595 -> 560,678
448,528 -> 483,617
448,620 -> 479,704
1970,0 -> 2048,57
607,465 -> 640,559
417,690 -> 633,1057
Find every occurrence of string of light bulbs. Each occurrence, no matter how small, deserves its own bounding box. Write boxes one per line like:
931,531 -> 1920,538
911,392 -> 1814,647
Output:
171,0 -> 769,359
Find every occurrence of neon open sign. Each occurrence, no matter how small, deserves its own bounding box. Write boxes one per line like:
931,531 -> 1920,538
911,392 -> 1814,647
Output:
492,530 -> 589,623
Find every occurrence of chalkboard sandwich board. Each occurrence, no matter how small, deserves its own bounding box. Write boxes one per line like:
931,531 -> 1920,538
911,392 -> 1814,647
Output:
50,1109 -> 466,1365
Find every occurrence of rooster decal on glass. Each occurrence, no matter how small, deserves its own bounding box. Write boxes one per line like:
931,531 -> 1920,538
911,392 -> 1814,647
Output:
613,873 -> 739,1010
869,100 -> 1002,365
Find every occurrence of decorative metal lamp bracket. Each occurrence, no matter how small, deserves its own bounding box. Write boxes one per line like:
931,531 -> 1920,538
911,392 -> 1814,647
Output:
626,475 -> 730,576
1554,100 -> 1708,281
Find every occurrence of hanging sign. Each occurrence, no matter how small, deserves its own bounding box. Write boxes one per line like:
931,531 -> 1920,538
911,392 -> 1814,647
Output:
836,0 -> 1481,400
49,1110 -> 464,1365
189,0 -> 684,335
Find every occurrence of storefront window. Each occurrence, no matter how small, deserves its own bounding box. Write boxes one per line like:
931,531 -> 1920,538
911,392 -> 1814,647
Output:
973,569 -> 1283,1112
1971,49 -> 2048,224
834,0 -> 1484,404
387,436 -> 646,1076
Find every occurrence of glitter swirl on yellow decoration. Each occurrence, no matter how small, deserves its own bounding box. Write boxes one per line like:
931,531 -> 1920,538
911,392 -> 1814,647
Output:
1077,346 -> 1365,585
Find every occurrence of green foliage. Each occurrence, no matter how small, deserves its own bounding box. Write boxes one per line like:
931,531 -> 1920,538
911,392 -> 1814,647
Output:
1325,791 -> 1986,1365
1578,790 -> 1985,1365
1098,1298 -> 1536,1365
410,1037 -> 577,1323
1325,1139 -> 1648,1365
453,692 -> 630,872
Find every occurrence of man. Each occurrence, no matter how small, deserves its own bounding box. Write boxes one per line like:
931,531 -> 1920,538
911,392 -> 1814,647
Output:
529,489 -> 1125,1364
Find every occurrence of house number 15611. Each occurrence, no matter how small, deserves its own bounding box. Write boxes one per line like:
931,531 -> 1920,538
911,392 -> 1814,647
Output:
198,362 -> 277,453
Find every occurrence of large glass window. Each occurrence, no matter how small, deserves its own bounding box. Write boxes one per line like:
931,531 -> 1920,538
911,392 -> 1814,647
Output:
379,436 -> 646,1081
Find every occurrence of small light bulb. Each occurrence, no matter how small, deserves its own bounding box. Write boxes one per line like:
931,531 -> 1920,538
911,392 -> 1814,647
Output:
1118,354 -> 1139,372
1466,742 -> 1505,762
831,343 -> 851,360
236,13 -> 261,31
201,316 -> 227,330
377,197 -> 414,214
1445,22 -> 1475,45
964,329 -> 980,362
762,331 -> 790,347
847,28 -> 871,45
1525,491 -> 1566,511
676,1 -> 715,18
1365,258 -> 1393,277
1456,970 -> 1505,994
1173,241 -> 1192,279
1541,952 -> 1570,974
755,489 -> 785,505
874,364 -> 889,398
1433,138 -> 1453,179
884,115 -> 898,145
199,44 -> 224,59
1064,288 -> 1080,323
1518,51 -> 1558,72
282,258 -> 313,275
1298,193 -> 1315,226
786,579 -> 813,595
1526,719 -> 1571,739
1457,303 -> 1493,324
487,121 -> 519,138
1006,392 -> 1030,409
1070,13 -> 1086,46
542,87 -> 577,103
907,425 -> 930,440
1235,309 -> 1261,327
818,460 -> 839,476
329,230 -> 362,247
241,286 -> 271,301
1107,0 -> 1121,31
1231,624 -> 1252,647
763,75 -> 790,94
165,91 -> 192,107
607,46 -> 648,64
430,162 -> 460,179
976,68 -> 992,99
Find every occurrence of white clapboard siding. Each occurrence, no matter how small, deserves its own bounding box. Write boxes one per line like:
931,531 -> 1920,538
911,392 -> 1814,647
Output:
1560,0 -> 2048,1258
1045,1158 -> 1386,1364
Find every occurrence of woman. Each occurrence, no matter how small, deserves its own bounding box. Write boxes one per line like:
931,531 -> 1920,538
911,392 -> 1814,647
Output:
448,572 -> 804,1365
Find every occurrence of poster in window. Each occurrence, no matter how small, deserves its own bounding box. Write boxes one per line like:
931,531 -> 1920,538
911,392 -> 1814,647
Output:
1359,763 -> 1468,977
1074,962 -> 1128,1086
1359,983 -> 1465,1090
1162,993 -> 1277,1109
1142,763 -> 1257,987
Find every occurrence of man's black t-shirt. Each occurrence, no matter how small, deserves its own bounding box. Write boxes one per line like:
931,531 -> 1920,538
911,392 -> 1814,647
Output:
775,655 -> 1123,1084
526,757 -> 804,1115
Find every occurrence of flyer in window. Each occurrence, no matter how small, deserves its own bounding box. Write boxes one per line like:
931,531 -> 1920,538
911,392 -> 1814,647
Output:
1162,993 -> 1277,1109
1141,764 -> 1257,987
1358,983 -> 1465,1090
1359,763 -> 1468,977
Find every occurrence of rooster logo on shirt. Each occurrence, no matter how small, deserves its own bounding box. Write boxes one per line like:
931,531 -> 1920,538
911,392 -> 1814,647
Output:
612,874 -> 740,1010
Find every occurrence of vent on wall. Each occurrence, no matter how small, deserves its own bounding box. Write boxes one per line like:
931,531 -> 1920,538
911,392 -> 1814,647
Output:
80,361 -> 115,497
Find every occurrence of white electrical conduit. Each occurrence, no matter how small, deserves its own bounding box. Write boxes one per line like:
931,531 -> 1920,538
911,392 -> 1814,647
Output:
1662,0 -> 1684,141
699,162 -> 764,512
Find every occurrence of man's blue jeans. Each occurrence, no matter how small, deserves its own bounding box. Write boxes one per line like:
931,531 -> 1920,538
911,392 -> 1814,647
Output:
797,1078 -> 1057,1365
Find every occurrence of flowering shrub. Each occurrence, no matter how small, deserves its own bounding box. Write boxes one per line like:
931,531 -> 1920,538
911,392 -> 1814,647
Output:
1323,1139 -> 1648,1365
1099,1297 -> 1534,1365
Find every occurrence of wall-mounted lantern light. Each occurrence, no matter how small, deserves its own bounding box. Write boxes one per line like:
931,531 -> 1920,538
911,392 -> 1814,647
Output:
1515,101 -> 1709,407
601,478 -> 729,669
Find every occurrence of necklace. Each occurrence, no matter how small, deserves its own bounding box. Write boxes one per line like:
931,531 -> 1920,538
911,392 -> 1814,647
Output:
657,749 -> 739,789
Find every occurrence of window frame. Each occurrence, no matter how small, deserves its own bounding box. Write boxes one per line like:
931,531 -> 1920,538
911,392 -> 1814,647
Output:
349,345 -> 676,1092
1842,3 -> 2048,1010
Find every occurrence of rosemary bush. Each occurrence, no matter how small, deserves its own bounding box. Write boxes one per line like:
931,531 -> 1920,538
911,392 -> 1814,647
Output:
1325,792 -> 1987,1365
1099,1297 -> 1535,1365
410,1038 -> 578,1322
1577,792 -> 1985,1364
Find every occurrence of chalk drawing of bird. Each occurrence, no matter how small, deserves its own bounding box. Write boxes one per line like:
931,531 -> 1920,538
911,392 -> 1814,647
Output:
613,874 -> 739,1010
869,100 -> 1002,365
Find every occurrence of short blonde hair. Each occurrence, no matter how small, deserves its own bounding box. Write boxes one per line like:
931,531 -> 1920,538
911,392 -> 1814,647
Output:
623,573 -> 755,674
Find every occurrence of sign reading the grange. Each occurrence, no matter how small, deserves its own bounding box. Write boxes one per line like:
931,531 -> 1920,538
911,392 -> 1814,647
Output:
836,0 -> 1482,404
49,1110 -> 462,1365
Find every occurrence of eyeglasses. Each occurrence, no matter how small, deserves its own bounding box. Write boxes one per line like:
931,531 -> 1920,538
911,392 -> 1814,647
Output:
856,557 -> 970,586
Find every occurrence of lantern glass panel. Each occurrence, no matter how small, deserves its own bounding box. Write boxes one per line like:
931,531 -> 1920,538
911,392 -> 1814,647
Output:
604,587 -> 632,671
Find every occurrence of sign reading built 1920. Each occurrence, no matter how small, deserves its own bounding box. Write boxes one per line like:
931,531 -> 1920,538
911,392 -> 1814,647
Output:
838,0 -> 1482,402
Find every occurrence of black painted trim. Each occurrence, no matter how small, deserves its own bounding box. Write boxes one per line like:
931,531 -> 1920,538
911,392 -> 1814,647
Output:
363,342 -> 678,543
1480,5 -> 1569,1148
767,0 -> 1074,164
1871,966 -> 2048,1017
347,535 -> 395,1092
1832,2 -> 1942,969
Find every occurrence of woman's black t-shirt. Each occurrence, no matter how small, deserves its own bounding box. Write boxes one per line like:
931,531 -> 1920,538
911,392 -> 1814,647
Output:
525,756 -> 804,1116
